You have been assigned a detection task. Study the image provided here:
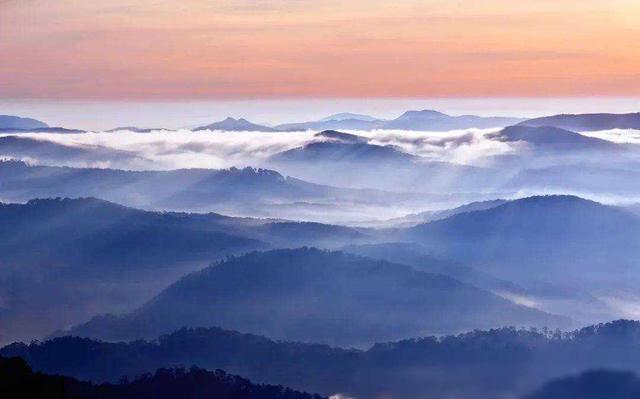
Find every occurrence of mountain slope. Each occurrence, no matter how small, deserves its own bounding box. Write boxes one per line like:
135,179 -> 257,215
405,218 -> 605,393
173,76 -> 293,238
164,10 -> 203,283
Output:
341,242 -> 519,293
380,199 -> 509,227
194,117 -> 277,132
0,197 -> 372,344
490,125 -> 620,151
0,160 -> 412,222
267,130 -> 496,192
404,195 -> 640,286
271,139 -> 415,164
8,320 -> 640,399
67,248 -> 565,345
506,164 -> 640,196
382,109 -> 523,131
0,355 -> 325,399
320,112 -> 379,122
0,197 -> 268,344
519,112 -> 640,131
276,119 -> 381,131
0,115 -> 48,130
526,370 -> 640,399
275,110 -> 522,131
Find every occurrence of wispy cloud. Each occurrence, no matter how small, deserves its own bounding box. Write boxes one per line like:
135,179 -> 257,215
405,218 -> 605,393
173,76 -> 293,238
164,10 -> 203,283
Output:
2,128 -> 524,169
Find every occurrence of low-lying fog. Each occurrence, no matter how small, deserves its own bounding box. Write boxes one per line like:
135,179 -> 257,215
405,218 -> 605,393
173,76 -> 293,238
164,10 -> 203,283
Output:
0,128 -> 520,169
2,127 -> 640,224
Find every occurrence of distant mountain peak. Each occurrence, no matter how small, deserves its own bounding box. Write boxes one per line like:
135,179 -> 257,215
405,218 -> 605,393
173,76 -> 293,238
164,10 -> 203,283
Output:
194,117 -> 276,132
320,113 -> 379,122
314,130 -> 369,143
398,109 -> 448,118
383,109 -> 524,131
0,115 -> 49,130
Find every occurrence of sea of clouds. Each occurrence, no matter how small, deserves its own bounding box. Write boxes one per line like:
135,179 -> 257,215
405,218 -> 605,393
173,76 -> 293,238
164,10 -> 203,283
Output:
2,127 -> 529,170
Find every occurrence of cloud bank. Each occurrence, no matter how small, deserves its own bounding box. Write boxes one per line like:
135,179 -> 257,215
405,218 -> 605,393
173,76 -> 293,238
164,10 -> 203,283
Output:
0,128 -> 525,170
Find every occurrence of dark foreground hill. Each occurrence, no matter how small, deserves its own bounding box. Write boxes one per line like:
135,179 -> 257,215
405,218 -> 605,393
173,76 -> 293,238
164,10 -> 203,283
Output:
66,248 -> 564,346
525,370 -> 640,399
6,320 -> 640,399
0,355 -> 324,399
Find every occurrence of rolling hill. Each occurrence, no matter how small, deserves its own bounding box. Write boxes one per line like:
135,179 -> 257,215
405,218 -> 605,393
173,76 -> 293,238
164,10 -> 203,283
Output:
0,160 -> 416,222
0,115 -> 48,130
7,320 -> 640,399
0,355 -> 324,399
490,125 -> 620,151
519,112 -> 640,131
0,198 -> 368,344
67,248 -> 565,346
404,195 -> 640,287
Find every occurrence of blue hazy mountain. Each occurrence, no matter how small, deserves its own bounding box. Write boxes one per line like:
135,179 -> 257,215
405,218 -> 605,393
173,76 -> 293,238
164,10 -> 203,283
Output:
271,132 -> 415,163
320,112 -> 379,122
0,127 -> 85,133
404,195 -> 640,288
0,160 -> 412,221
506,163 -> 640,196
66,248 -> 565,346
490,125 -> 620,151
313,129 -> 370,143
267,130 -> 496,192
106,126 -> 166,133
0,197 -> 374,344
380,199 -> 510,227
341,242 -> 521,293
526,370 -> 640,399
519,112 -> 640,131
381,109 -> 524,131
0,197 -> 269,344
0,115 -> 48,130
275,110 -> 522,131
0,116 -> 84,134
194,117 -> 277,132
7,320 -> 640,399
276,118 -> 382,131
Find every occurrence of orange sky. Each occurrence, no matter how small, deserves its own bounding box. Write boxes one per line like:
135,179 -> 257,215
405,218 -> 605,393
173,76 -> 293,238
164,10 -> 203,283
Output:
1,0 -> 640,99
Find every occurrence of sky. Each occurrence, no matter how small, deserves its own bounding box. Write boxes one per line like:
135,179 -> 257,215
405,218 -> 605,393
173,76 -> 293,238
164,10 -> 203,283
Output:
2,0 -> 640,100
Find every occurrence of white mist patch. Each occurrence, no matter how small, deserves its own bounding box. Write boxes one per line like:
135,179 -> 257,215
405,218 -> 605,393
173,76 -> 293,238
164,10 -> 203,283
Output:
494,291 -> 540,309
3,127 -> 523,170
330,394 -> 357,399
5,130 -> 316,170
599,295 -> 640,319
344,128 -> 519,164
579,129 -> 640,144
